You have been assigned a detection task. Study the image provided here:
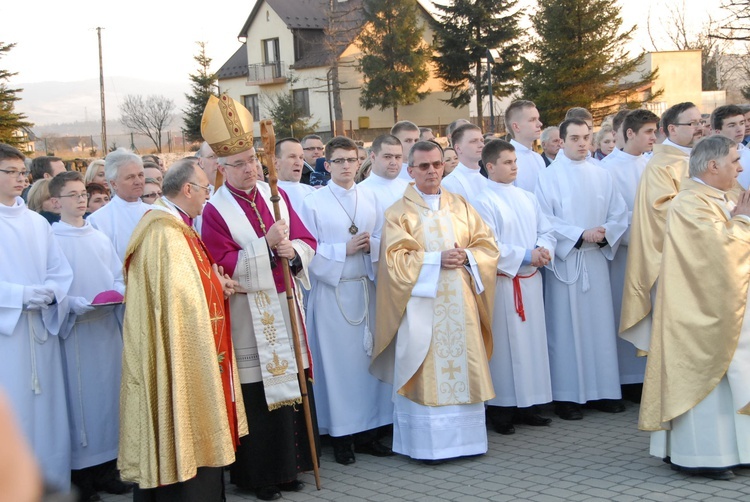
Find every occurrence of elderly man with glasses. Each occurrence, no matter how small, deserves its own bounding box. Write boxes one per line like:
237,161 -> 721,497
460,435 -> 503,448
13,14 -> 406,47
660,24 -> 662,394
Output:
371,140 -> 499,464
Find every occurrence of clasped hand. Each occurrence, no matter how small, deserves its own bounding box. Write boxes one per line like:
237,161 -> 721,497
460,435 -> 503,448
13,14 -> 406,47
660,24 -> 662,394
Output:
731,190 -> 750,218
212,264 -> 238,298
531,247 -> 551,268
346,232 -> 371,255
441,243 -> 467,269
582,227 -> 606,243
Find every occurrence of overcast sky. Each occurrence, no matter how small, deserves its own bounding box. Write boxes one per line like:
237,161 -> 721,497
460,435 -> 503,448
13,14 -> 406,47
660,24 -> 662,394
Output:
4,0 -> 730,84
1,0 -> 733,125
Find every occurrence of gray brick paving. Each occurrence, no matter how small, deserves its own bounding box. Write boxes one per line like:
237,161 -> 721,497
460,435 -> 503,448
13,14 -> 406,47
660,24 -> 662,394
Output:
102,403 -> 750,501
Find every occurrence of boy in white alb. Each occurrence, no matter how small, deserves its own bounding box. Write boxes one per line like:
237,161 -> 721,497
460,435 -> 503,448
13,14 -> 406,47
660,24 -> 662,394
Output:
473,140 -> 556,435
50,171 -> 130,500
299,136 -> 393,465
0,143 -> 74,492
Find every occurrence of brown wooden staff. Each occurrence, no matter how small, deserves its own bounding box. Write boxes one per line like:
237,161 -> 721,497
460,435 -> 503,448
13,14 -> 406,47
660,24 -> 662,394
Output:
260,119 -> 321,490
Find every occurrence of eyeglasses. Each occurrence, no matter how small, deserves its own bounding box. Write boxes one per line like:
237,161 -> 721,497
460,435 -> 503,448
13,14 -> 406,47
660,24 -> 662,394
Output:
188,182 -> 211,194
674,121 -> 702,128
141,192 -> 162,200
328,158 -> 359,165
58,192 -> 90,200
0,169 -> 29,178
411,161 -> 445,170
303,146 -> 324,151
224,157 -> 258,169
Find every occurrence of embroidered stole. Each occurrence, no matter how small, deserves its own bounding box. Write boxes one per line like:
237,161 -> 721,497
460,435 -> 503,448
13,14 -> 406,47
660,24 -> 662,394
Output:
210,184 -> 301,409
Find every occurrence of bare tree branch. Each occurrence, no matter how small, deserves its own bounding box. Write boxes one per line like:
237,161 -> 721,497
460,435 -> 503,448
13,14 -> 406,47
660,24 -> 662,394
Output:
119,95 -> 175,152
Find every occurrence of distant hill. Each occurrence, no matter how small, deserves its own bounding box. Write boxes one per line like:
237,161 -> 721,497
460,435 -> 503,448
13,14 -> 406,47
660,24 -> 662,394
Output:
14,76 -> 189,130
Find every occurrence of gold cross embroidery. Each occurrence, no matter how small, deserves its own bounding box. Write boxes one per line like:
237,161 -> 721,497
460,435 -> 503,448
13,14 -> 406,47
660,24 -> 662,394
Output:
210,302 -> 225,333
437,282 -> 456,302
429,220 -> 446,239
442,360 -> 461,380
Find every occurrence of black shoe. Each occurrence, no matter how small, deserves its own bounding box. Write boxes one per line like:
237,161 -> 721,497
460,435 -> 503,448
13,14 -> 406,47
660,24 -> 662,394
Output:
255,485 -> 282,500
333,441 -> 356,465
670,464 -> 735,480
514,408 -> 552,427
585,399 -> 626,413
422,459 -> 447,465
354,440 -> 394,457
554,401 -> 583,420
493,422 -> 516,435
77,485 -> 101,502
93,477 -> 133,495
278,479 -> 305,492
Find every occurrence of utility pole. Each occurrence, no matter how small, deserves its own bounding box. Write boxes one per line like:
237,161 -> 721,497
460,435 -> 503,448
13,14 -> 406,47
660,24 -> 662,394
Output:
97,27 -> 107,153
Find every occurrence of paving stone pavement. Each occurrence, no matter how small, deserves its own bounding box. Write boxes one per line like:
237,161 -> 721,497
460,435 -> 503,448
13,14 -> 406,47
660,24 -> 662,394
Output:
102,402 -> 750,501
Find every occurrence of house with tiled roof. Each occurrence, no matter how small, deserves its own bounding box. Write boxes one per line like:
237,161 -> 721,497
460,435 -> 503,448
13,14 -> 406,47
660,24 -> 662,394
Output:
216,0 -> 468,141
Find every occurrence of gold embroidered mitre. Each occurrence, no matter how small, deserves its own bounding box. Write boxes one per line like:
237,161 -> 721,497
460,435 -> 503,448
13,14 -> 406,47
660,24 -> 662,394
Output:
201,94 -> 254,157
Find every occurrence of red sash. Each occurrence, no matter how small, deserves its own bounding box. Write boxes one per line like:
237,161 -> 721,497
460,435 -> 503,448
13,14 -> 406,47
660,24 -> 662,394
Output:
498,270 -> 538,322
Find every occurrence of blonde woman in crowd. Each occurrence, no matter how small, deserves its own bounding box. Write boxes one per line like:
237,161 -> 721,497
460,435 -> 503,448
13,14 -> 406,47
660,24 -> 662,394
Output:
27,178 -> 60,224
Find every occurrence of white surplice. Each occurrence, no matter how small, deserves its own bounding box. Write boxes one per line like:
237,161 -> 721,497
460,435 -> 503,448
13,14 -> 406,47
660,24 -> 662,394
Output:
510,139 -> 546,193
299,182 -> 393,436
52,220 -> 125,469
734,144 -> 750,189
473,181 -> 556,408
441,163 -> 487,204
0,197 -> 73,491
397,162 -> 412,182
277,180 -> 316,212
601,148 -> 649,384
358,172 -> 409,212
390,188 -> 488,460
650,291 -> 750,468
535,155 -> 629,403
87,195 -> 149,261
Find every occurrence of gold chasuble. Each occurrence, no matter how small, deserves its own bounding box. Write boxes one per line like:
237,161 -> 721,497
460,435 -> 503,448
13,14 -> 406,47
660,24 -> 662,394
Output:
639,179 -> 750,431
119,209 -> 248,489
622,145 -> 742,339
620,144 -> 690,335
372,185 -> 498,406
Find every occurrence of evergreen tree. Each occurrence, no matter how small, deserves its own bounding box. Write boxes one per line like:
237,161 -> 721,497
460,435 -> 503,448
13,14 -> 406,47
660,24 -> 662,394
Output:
521,0 -> 658,125
356,0 -> 430,123
433,0 -> 522,128
183,42 -> 218,143
266,92 -> 320,139
0,42 -> 32,147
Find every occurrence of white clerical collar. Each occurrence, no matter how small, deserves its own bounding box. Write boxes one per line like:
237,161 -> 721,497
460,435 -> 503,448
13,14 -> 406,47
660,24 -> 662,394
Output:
365,172 -> 394,185
510,138 -> 534,153
690,176 -> 726,193
557,150 -> 587,165
615,147 -> 642,159
52,219 -> 92,235
328,180 -> 356,195
663,138 -> 692,155
488,179 -> 514,190
455,162 -> 482,175
159,197 -> 191,221
414,186 -> 441,211
112,194 -> 147,207
738,143 -> 746,152
278,179 -> 300,186
0,196 -> 26,216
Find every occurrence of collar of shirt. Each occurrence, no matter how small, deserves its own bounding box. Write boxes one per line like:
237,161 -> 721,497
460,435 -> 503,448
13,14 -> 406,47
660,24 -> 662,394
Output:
663,138 -> 692,155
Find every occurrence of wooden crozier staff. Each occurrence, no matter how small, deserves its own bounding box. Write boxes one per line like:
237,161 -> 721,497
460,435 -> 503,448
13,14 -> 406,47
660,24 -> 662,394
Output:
261,119 -> 321,490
